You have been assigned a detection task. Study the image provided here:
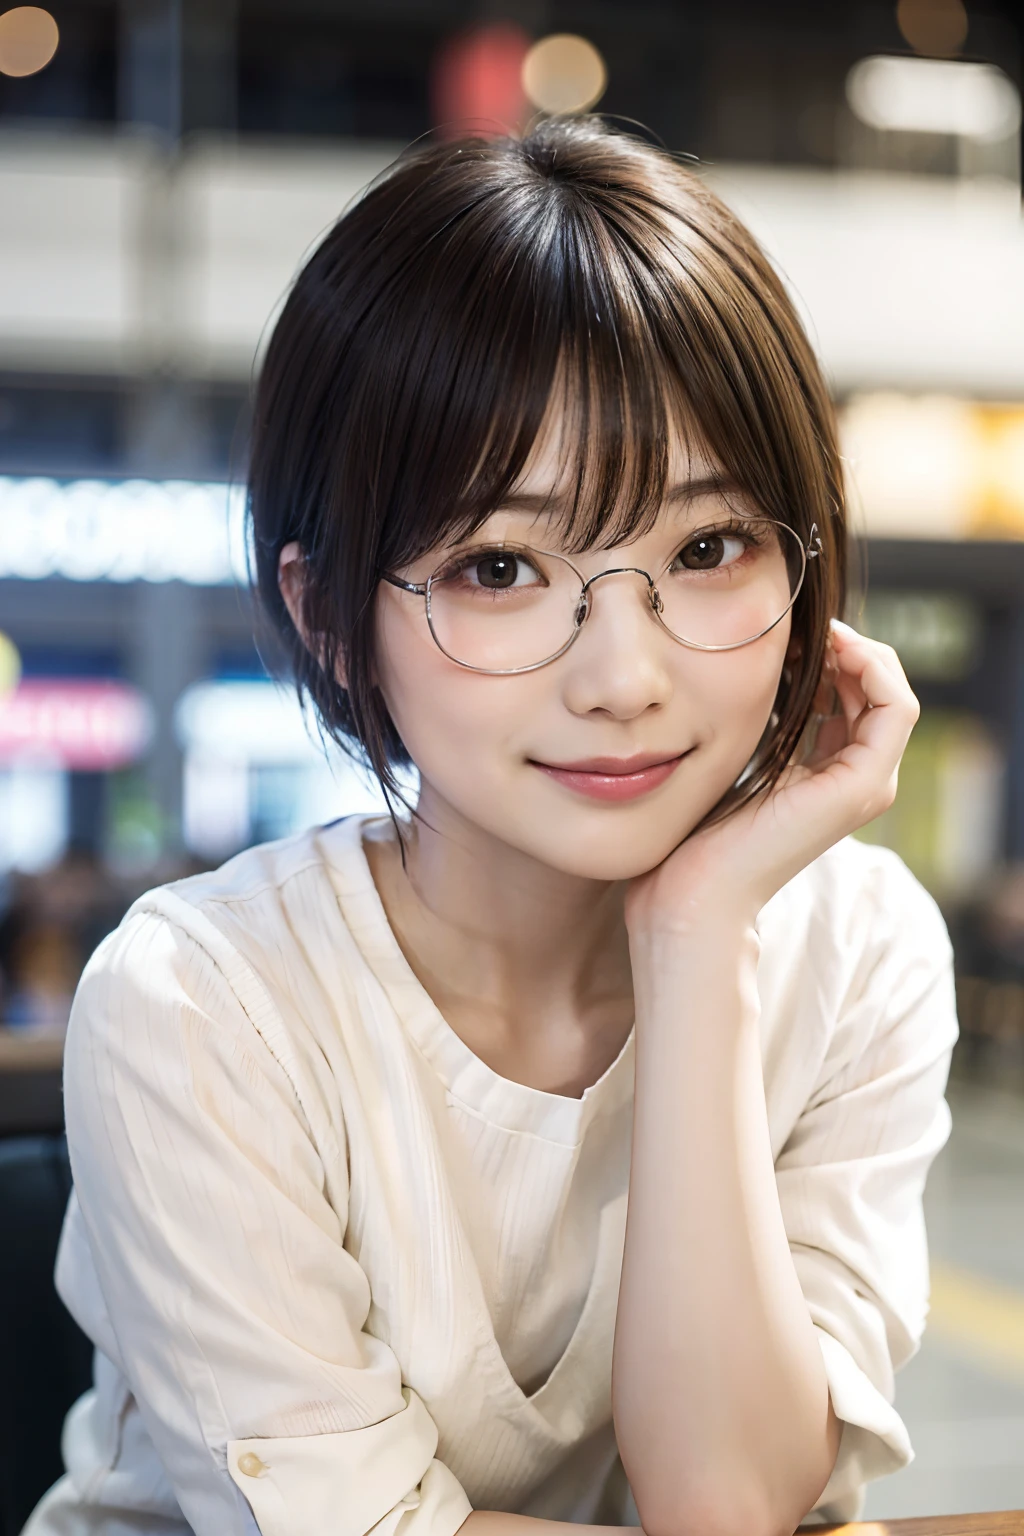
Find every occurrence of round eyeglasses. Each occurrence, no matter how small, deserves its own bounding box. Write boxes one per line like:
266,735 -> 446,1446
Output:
381,517 -> 822,676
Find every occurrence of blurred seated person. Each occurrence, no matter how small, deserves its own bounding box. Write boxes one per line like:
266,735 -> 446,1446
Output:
0,851 -> 125,1033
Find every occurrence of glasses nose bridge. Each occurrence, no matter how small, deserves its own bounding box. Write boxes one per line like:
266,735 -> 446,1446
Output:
577,564 -> 663,622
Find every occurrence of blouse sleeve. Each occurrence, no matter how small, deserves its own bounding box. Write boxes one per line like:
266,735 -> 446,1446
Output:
774,852 -> 959,1520
60,906 -> 474,1536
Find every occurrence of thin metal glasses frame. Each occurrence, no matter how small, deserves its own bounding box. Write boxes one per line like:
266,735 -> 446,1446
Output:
381,519 -> 822,676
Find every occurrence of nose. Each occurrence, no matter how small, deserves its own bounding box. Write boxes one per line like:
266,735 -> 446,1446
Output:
561,568 -> 674,721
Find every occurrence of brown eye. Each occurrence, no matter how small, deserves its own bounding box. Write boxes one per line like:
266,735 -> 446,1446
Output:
476,553 -> 519,588
680,534 -> 726,570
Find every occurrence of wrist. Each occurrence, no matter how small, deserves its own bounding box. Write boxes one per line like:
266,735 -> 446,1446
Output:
627,893 -> 760,952
625,844 -> 769,944
629,916 -> 762,1022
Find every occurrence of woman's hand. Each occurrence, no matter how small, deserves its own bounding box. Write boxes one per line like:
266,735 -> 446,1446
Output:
626,619 -> 919,938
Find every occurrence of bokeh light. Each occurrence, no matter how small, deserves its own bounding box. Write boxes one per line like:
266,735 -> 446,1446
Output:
522,34 -> 607,116
0,631 -> 20,697
846,56 -> 1020,141
896,0 -> 969,59
432,23 -> 530,135
0,6 -> 58,78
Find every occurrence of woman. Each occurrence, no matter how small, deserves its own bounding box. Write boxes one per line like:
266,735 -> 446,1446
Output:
27,118 -> 956,1536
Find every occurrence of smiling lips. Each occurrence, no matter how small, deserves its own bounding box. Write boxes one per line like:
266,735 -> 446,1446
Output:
531,751 -> 689,802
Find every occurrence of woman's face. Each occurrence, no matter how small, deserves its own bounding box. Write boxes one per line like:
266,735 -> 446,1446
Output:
375,417 -> 794,882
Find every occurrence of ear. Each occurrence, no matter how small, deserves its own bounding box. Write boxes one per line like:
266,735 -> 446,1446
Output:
277,542 -> 347,688
277,541 -> 306,635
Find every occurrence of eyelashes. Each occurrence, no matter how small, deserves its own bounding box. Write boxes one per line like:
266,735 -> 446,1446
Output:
442,515 -> 772,567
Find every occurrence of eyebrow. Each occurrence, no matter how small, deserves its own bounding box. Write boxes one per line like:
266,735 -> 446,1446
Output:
496,472 -> 743,515
666,474 -> 744,505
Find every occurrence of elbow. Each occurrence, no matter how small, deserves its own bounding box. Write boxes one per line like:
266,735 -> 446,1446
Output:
635,1483 -> 814,1536
628,1407 -> 840,1536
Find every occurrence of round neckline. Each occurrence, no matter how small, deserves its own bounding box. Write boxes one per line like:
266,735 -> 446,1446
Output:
319,814 -> 635,1147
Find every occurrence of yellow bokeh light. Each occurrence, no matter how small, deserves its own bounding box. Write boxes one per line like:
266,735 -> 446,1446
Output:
0,5 -> 58,78
522,34 -> 607,116
840,393 -> 1024,541
0,631 -> 21,697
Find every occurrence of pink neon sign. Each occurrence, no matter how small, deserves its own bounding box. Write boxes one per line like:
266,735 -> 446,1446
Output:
0,680 -> 153,770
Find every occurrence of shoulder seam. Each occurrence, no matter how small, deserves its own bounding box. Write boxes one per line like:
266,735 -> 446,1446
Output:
124,891 -> 333,1152
145,849 -> 329,914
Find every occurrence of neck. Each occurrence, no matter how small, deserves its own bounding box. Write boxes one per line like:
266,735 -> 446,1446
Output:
365,782 -> 634,1096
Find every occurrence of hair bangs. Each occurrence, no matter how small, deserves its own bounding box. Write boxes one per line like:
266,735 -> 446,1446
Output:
388,204 -> 714,568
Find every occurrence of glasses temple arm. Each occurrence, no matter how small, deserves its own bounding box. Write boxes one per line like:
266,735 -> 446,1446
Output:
381,572 -> 428,595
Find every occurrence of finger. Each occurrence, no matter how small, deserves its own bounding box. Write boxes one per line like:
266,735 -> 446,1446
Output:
820,633 -> 918,790
830,626 -> 915,709
832,663 -> 868,728
830,620 -> 911,694
834,655 -> 919,782
808,668 -> 878,770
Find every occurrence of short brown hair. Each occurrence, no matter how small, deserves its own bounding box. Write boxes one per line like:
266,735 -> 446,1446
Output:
249,116 -> 846,821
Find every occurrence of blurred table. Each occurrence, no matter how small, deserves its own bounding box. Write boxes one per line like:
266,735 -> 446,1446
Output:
0,1028 -> 65,1136
817,1515 -> 1024,1536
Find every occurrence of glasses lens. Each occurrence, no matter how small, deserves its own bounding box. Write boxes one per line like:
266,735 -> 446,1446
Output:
427,545 -> 582,671
655,518 -> 805,649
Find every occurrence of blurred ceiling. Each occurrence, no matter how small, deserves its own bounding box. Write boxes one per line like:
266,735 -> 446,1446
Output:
0,1 -> 1019,168
0,0 -> 1020,478
3,134 -> 1023,400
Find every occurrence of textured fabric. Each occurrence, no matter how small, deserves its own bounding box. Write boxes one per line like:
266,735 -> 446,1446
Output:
24,815 -> 957,1536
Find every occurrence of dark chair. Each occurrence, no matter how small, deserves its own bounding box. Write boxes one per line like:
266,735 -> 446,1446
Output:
0,1136 -> 93,1536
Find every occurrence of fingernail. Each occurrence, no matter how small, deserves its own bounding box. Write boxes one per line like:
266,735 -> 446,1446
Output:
830,618 -> 857,635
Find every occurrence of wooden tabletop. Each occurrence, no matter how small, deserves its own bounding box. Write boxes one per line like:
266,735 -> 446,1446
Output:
814,1514 -> 1024,1536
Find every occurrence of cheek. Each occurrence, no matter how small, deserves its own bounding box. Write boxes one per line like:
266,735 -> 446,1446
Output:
686,625 -> 789,757
374,594 -> 531,783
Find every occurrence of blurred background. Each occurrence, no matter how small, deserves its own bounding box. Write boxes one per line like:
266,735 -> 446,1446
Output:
0,0 -> 1023,1527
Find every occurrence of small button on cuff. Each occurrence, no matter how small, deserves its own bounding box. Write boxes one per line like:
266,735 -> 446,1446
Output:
237,1452 -> 268,1478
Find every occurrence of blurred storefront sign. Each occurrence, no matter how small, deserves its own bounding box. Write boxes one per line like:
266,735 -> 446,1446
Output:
858,711 -> 1004,900
0,679 -> 153,769
175,678 -> 414,859
0,760 -> 66,872
175,678 -> 326,765
0,476 -> 247,583
841,396 -> 1024,539
860,591 -> 980,679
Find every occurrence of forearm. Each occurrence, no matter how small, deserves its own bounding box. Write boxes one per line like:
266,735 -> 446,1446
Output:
613,920 -> 840,1536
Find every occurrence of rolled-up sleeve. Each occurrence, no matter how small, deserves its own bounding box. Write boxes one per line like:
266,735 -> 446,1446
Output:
775,858 -> 959,1519
60,908 -> 473,1536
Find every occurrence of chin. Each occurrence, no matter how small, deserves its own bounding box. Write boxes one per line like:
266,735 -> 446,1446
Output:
521,815 -> 702,883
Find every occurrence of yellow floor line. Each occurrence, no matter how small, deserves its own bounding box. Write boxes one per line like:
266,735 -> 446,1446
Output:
928,1260 -> 1024,1381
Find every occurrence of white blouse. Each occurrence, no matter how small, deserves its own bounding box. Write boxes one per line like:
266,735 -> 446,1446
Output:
25,814 -> 957,1536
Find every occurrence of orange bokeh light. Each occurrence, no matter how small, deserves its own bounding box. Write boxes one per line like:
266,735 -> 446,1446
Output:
896,0 -> 968,59
0,5 -> 59,78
